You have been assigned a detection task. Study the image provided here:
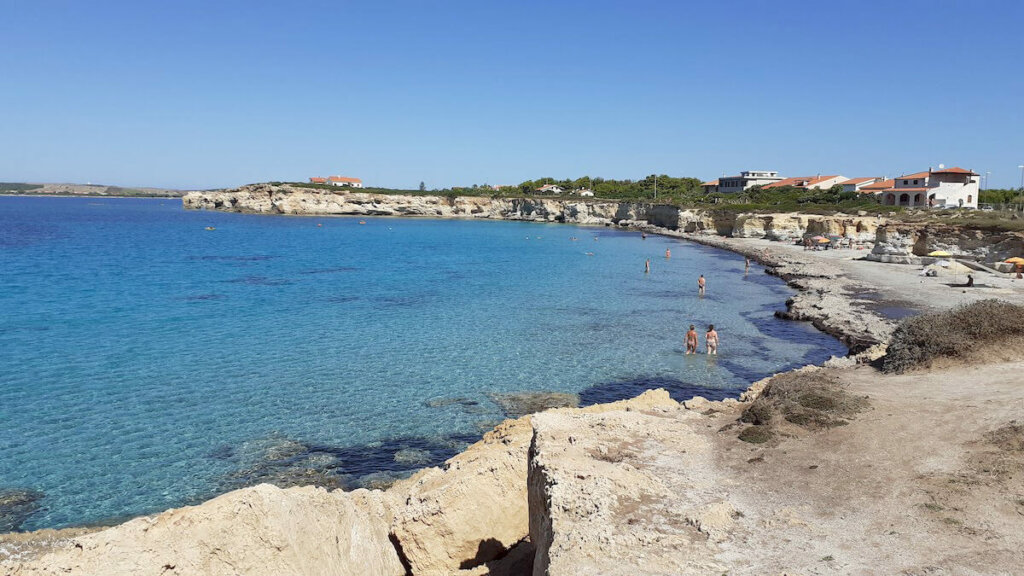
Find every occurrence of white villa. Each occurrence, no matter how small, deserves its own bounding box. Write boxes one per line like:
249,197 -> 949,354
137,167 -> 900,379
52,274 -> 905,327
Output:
576,188 -> 595,197
876,167 -> 979,208
713,170 -> 785,193
537,184 -> 564,194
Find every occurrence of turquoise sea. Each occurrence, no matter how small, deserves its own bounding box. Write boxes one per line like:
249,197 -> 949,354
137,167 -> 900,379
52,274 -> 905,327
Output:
0,196 -> 846,530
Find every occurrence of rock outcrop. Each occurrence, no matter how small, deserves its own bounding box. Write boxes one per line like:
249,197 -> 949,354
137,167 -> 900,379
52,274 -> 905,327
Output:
182,185 -> 882,242
4,484 -> 404,576
870,222 -> 1024,265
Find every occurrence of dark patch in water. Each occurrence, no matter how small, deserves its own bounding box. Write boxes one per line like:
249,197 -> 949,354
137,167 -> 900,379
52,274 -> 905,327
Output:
219,433 -> 480,492
579,376 -> 733,406
301,266 -> 359,275
191,255 -> 276,262
181,293 -> 227,302
222,275 -> 293,286
0,488 -> 44,532
206,445 -> 235,460
325,295 -> 361,304
375,295 -> 429,308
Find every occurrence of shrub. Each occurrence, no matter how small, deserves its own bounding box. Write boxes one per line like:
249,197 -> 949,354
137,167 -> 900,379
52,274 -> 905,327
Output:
882,300 -> 1024,374
739,370 -> 867,437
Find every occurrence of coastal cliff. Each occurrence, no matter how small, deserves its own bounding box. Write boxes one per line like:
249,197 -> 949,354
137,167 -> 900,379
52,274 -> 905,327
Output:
182,184 -> 882,241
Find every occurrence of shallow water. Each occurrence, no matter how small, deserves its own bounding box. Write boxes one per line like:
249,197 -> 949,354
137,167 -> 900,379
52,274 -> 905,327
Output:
0,196 -> 846,530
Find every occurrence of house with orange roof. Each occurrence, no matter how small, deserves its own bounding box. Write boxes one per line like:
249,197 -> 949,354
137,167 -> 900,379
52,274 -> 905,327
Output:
326,176 -> 364,188
858,179 -> 894,195
308,177 -> 327,184
840,177 -> 884,193
762,175 -> 849,190
875,167 -> 979,208
702,179 -> 719,194
536,184 -> 564,195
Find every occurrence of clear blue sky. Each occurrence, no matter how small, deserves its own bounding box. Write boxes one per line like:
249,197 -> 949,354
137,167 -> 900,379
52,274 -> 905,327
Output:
1,0 -> 1022,190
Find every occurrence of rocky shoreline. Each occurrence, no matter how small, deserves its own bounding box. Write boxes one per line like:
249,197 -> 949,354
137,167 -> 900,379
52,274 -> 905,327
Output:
4,187 -> 1023,574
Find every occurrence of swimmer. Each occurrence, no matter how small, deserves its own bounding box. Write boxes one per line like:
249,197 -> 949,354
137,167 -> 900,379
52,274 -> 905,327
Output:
698,274 -> 706,295
705,324 -> 719,355
317,223 -> 322,227
665,249 -> 671,259
642,232 -> 647,239
685,325 -> 698,355
744,257 -> 750,272
645,259 -> 650,274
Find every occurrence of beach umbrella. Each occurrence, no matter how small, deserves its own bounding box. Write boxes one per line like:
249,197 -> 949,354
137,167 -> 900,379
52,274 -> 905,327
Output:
817,237 -> 831,244
1004,257 -> 1024,265
811,235 -> 827,242
927,250 -> 952,257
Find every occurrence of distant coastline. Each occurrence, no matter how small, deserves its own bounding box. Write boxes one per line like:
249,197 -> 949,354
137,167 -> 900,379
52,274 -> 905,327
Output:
1,182 -> 186,198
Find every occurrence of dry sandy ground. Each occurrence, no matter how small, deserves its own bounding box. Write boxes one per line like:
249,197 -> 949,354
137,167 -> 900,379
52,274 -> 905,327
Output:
716,361 -> 1024,575
535,361 -> 1024,575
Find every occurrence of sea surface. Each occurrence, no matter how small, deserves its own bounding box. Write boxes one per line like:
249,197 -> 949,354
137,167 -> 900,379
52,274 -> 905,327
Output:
0,196 -> 846,530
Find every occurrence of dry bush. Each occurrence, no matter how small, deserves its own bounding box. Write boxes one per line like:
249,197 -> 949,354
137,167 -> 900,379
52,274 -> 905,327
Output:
738,371 -> 867,443
882,300 -> 1024,374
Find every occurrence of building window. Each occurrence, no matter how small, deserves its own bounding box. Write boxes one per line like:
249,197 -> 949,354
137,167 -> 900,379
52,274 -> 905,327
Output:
903,180 -> 909,185
913,180 -> 919,185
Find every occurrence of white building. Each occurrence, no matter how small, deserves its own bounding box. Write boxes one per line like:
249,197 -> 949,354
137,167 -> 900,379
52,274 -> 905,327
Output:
716,170 -> 785,193
876,167 -> 979,208
576,188 -> 595,197
327,176 -> 364,188
840,177 -> 884,193
536,184 -> 564,195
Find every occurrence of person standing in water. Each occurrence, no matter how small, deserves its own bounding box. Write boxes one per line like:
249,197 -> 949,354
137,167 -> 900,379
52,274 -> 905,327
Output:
685,325 -> 698,355
705,324 -> 719,355
665,248 -> 671,259
645,259 -> 650,274
698,274 -> 706,295
744,257 -> 750,272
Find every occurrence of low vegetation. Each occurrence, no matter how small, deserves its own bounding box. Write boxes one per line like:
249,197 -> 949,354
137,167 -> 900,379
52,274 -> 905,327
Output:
738,370 -> 868,443
882,300 -> 1024,374
0,182 -> 43,192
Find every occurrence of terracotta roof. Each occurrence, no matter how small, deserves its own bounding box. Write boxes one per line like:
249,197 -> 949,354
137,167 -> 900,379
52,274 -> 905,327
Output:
860,179 -> 895,192
762,176 -> 809,189
703,179 -> 719,186
764,175 -> 840,189
931,167 -> 978,176
879,187 -> 929,192
842,177 -> 881,186
897,171 -> 930,180
327,176 -> 362,183
309,177 -> 327,183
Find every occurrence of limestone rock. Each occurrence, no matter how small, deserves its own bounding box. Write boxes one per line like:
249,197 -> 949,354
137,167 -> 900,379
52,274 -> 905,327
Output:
387,389 -> 677,575
528,406 -> 729,575
3,484 -> 404,576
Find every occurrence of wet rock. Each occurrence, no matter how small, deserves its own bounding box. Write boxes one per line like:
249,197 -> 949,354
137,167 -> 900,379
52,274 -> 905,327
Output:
0,488 -> 43,532
393,448 -> 432,466
488,391 -> 579,419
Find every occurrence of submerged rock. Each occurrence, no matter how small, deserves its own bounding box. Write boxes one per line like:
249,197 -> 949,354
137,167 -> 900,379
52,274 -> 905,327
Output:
0,488 -> 43,532
488,391 -> 580,419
